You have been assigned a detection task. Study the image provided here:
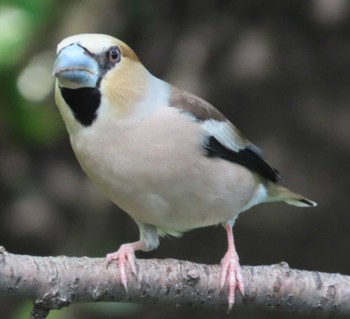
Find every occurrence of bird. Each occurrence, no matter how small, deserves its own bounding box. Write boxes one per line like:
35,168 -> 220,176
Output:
52,33 -> 317,310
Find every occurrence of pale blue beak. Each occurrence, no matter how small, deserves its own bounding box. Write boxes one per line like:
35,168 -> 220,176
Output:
53,43 -> 99,89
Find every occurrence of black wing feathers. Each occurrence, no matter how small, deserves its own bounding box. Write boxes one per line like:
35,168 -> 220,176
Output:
204,136 -> 281,183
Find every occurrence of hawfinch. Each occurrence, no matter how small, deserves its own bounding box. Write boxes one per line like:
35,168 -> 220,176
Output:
53,34 -> 316,310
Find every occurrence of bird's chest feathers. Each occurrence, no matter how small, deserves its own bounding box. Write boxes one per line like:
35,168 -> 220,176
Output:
71,120 -> 153,195
69,106 -> 203,220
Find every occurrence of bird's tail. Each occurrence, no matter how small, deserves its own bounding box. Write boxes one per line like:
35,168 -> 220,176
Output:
268,184 -> 317,207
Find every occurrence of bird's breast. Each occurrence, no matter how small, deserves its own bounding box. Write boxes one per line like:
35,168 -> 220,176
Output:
69,106 -> 257,231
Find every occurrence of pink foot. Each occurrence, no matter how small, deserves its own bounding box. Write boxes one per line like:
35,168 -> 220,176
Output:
106,241 -> 145,291
220,224 -> 245,311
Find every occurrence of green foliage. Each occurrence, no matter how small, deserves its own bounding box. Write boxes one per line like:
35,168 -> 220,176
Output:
0,0 -> 51,68
0,0 -> 63,145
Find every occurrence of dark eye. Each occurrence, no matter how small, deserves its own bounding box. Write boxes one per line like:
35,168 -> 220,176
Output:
108,47 -> 121,64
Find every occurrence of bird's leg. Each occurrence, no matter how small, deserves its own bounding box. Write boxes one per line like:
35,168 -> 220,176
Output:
220,223 -> 245,311
106,223 -> 159,292
106,240 -> 146,291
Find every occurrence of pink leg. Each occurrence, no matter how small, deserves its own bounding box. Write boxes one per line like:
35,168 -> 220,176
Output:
106,240 -> 146,291
220,224 -> 245,311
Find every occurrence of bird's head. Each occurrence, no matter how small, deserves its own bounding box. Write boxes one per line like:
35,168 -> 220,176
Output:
53,34 -> 148,128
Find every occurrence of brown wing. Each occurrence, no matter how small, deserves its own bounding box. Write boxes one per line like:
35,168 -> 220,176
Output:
168,86 -> 281,182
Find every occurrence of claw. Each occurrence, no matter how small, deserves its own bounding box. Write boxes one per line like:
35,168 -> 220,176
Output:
220,224 -> 245,312
106,241 -> 145,291
220,250 -> 244,311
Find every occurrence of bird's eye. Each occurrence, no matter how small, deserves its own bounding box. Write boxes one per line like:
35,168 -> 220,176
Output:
108,47 -> 121,64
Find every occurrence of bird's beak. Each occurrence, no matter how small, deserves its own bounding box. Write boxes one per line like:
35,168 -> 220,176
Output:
53,43 -> 99,89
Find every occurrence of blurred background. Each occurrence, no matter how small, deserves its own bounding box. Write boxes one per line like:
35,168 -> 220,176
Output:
0,0 -> 349,318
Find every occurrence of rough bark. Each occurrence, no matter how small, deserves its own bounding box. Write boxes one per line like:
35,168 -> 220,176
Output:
0,246 -> 349,318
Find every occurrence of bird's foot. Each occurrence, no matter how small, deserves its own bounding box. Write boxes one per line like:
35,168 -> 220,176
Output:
220,249 -> 244,311
106,243 -> 138,291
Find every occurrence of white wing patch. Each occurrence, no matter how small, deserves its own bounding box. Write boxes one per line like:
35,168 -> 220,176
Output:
201,119 -> 248,152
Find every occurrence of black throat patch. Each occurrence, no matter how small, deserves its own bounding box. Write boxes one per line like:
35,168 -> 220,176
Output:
60,87 -> 101,126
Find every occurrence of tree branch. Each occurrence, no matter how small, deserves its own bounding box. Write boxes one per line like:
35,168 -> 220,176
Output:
0,246 -> 349,317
